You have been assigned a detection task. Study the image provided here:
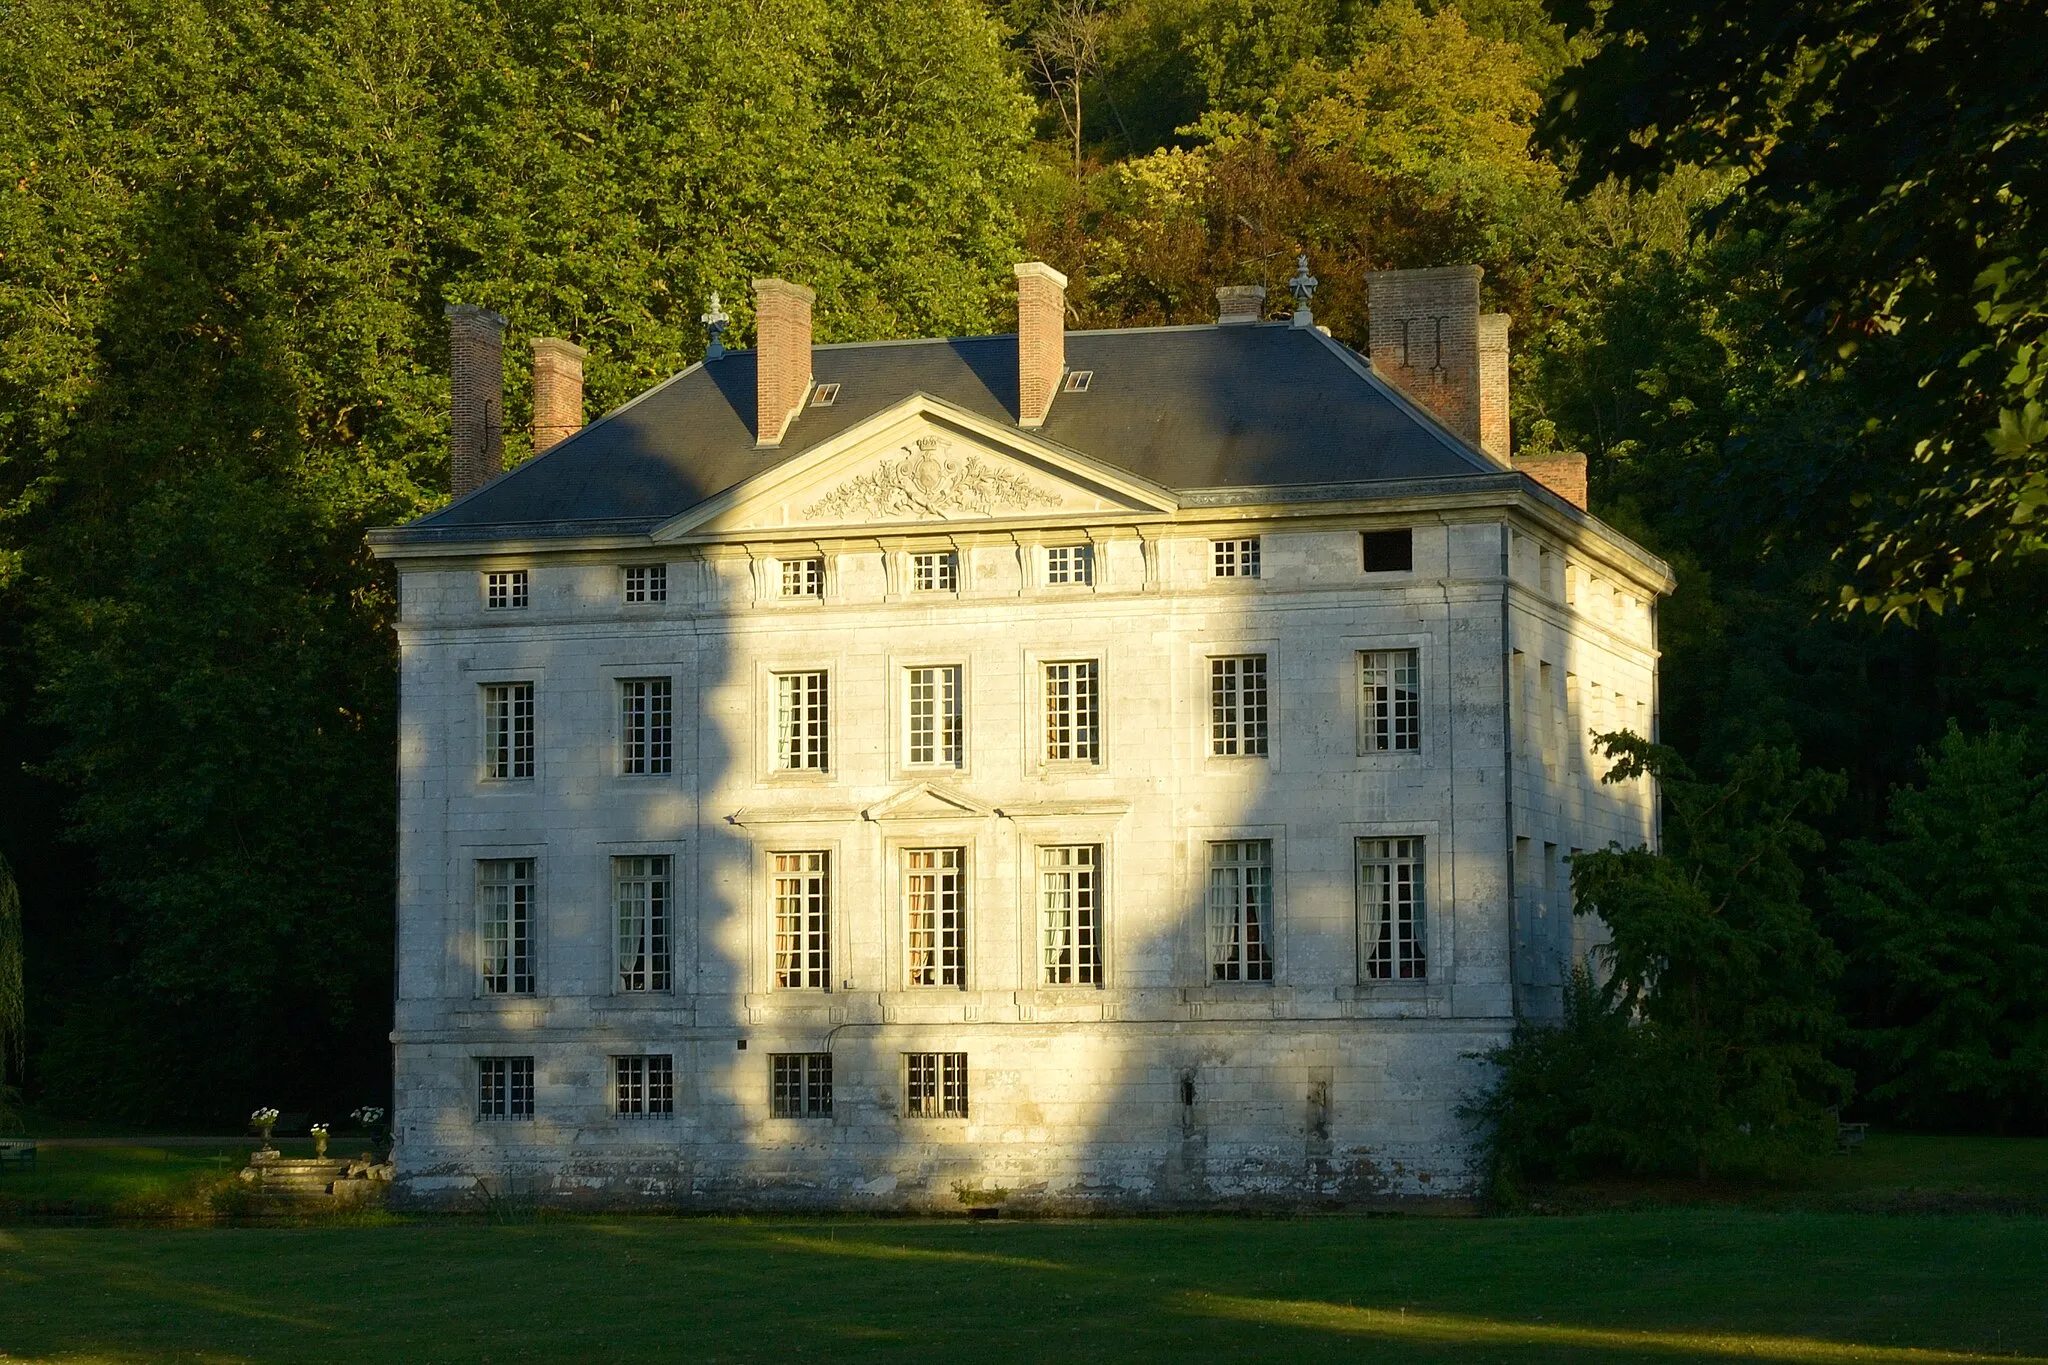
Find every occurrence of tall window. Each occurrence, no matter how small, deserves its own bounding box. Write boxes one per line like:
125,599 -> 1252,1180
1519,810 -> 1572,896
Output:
780,557 -> 824,598
904,848 -> 966,988
485,570 -> 529,609
911,551 -> 958,592
478,859 -> 535,994
614,855 -> 671,993
623,564 -> 667,603
614,1054 -> 675,1117
1212,538 -> 1261,579
477,1057 -> 535,1120
1040,845 -> 1101,986
620,678 -> 673,775
1045,545 -> 1092,585
906,666 -> 963,767
773,852 -> 830,990
774,671 -> 829,770
1207,840 -> 1274,982
771,1053 -> 833,1117
904,1053 -> 968,1118
1360,649 -> 1421,752
1359,838 -> 1426,980
483,683 -> 534,779
1043,660 -> 1099,762
1209,655 -> 1269,757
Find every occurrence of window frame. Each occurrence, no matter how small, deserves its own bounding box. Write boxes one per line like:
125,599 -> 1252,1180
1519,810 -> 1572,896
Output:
771,1053 -> 834,1118
612,853 -> 673,994
901,846 -> 969,990
775,555 -> 827,601
1211,537 -> 1262,580
903,1052 -> 969,1119
1357,647 -> 1423,756
621,563 -> 669,604
769,849 -> 833,992
1042,543 -> 1094,587
1207,653 -> 1270,758
476,857 -> 537,996
1357,836 -> 1428,982
902,663 -> 966,771
770,669 -> 832,774
618,676 -> 674,777
1038,843 -> 1103,988
1039,656 -> 1103,766
1204,838 -> 1277,984
480,681 -> 536,781
909,549 -> 960,594
484,569 -> 530,610
612,1053 -> 676,1118
476,1056 -> 536,1121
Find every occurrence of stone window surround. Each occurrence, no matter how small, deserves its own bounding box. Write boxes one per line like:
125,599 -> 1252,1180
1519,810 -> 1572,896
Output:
464,844 -> 546,999
599,665 -> 683,780
887,652 -> 973,780
1190,637 -> 1285,774
751,836 -> 846,995
1338,818 -> 1445,999
1343,630 -> 1434,763
599,837 -> 689,998
880,539 -> 968,600
1180,823 -> 1290,989
756,655 -> 842,782
754,548 -> 835,605
1022,646 -> 1108,774
1000,815 -> 1122,998
881,833 -> 978,993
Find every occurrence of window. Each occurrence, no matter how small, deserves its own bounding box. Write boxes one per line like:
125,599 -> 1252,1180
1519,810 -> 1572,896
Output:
771,1053 -> 833,1117
614,1054 -> 675,1117
1212,538 -> 1260,579
483,682 -> 534,779
620,678 -> 673,775
1360,649 -> 1421,752
809,382 -> 840,407
1063,369 -> 1093,393
477,1057 -> 535,1120
614,855 -> 672,993
1044,545 -> 1093,586
622,564 -> 667,603
485,570 -> 528,610
478,859 -> 535,995
772,852 -> 830,990
906,666 -> 963,768
904,1052 -> 968,1118
1207,840 -> 1274,982
779,557 -> 824,599
1362,528 -> 1413,573
1358,837 -> 1426,981
1040,845 -> 1101,986
911,551 -> 958,592
904,848 -> 966,988
1043,660 -> 1099,762
774,671 -> 829,771
1209,655 -> 1269,757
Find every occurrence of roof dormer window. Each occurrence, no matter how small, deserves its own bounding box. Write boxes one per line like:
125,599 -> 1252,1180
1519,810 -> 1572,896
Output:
1063,370 -> 1093,393
809,383 -> 840,407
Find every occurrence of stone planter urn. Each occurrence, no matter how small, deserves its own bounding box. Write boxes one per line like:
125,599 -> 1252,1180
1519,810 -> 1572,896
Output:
312,1125 -> 329,1159
250,1107 -> 280,1159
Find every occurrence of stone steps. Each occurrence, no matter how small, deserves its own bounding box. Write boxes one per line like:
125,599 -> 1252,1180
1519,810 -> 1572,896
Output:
239,1155 -> 391,1204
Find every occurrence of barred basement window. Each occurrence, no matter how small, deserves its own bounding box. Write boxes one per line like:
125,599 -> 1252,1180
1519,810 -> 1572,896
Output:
1209,655 -> 1268,757
780,557 -> 824,599
1043,660 -> 1099,762
1207,840 -> 1274,982
771,1053 -> 833,1117
619,678 -> 673,775
1359,837 -> 1427,981
1040,844 -> 1101,986
477,1056 -> 534,1120
911,551 -> 958,592
1044,544 -> 1092,585
478,859 -> 535,995
485,570 -> 528,609
614,1054 -> 675,1117
623,564 -> 668,603
904,848 -> 966,988
904,1052 -> 968,1118
614,855 -> 672,993
773,851 -> 831,990
482,682 -> 534,779
1212,538 -> 1260,579
906,666 -> 963,768
1360,649 -> 1421,752
774,671 -> 829,770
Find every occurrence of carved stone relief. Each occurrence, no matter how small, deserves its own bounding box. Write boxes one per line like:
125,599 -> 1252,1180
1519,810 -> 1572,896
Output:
803,435 -> 1063,522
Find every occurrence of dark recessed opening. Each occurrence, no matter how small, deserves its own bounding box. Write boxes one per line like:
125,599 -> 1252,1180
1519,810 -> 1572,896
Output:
736,1038 -> 747,1051
1363,528 -> 1414,573
1180,1076 -> 1196,1107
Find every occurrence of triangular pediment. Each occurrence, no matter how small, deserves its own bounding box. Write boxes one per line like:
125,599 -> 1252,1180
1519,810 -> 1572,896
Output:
656,396 -> 1176,539
862,782 -> 996,823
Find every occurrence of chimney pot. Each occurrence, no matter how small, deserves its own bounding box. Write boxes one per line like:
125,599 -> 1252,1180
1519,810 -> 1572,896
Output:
752,278 -> 815,448
446,303 -> 507,498
1215,285 -> 1267,325
531,337 -> 589,454
1014,261 -> 1068,428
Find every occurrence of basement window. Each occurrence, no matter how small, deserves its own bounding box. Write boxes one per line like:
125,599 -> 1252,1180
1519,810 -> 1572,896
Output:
772,1053 -> 833,1118
614,1054 -> 675,1118
1063,370 -> 1093,393
810,383 -> 840,407
904,1052 -> 969,1118
1362,528 -> 1414,573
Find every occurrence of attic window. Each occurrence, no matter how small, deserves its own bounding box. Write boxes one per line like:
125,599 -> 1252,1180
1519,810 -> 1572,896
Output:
810,383 -> 840,408
1063,370 -> 1093,393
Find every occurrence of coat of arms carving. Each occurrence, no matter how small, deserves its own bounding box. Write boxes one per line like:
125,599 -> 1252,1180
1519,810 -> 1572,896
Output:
804,436 -> 1062,521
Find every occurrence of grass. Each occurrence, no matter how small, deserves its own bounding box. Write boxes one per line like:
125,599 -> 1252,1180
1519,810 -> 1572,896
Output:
0,1211 -> 2044,1363
0,1142 -> 349,1220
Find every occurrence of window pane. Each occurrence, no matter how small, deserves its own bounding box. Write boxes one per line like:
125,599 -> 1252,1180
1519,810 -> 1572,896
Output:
775,672 -> 829,770
904,848 -> 966,987
1040,845 -> 1101,985
1043,661 -> 1099,762
906,666 -> 963,767
615,855 -> 672,992
620,678 -> 673,775
479,859 -> 534,994
905,1052 -> 968,1117
780,558 -> 824,598
484,683 -> 535,779
771,1053 -> 833,1117
1206,840 -> 1273,982
1359,837 -> 1427,980
773,852 -> 830,989
1209,655 -> 1268,757
1361,650 -> 1421,752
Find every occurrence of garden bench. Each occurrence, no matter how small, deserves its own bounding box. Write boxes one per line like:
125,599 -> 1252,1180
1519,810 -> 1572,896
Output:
1836,1121 -> 1869,1154
0,1140 -> 36,1172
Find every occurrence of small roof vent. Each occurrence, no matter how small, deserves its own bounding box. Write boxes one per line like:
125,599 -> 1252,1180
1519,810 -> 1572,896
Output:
809,382 -> 840,407
1063,370 -> 1093,393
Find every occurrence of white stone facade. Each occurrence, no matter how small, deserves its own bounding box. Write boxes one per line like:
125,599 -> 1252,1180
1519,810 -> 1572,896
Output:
377,397 -> 1669,1210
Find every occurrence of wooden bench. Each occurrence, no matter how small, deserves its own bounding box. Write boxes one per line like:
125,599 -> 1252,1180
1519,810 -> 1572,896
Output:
0,1140 -> 36,1172
1836,1120 -> 1869,1154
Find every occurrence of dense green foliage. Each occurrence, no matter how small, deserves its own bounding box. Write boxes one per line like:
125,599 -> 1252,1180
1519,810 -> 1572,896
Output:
1473,736 -> 1850,1186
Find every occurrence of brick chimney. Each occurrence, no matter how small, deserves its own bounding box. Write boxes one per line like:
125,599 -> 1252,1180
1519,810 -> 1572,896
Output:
752,278 -> 815,448
1363,266 -> 1490,453
1477,313 -> 1510,462
446,303 -> 507,498
1215,285 -> 1267,325
1015,261 -> 1068,428
530,337 -> 588,454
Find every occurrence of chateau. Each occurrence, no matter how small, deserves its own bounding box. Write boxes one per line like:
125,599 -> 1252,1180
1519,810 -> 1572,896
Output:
367,261 -> 1670,1209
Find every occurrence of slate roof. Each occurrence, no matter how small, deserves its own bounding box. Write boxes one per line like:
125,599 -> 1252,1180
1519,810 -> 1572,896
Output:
397,321 -> 1504,539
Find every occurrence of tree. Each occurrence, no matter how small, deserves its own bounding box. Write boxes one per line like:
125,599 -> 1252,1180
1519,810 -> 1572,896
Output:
1026,0 -> 1114,180
1830,726 -> 2048,1133
0,854 -> 20,1132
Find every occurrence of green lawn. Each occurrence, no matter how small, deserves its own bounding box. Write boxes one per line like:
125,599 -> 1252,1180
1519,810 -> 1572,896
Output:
0,1144 -> 332,1219
1,1211 -> 2044,1364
